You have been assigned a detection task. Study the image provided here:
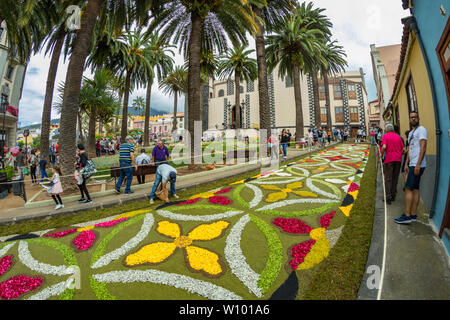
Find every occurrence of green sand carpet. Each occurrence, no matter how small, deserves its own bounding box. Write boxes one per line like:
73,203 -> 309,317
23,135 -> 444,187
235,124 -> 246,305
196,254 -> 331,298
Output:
0,144 -> 370,300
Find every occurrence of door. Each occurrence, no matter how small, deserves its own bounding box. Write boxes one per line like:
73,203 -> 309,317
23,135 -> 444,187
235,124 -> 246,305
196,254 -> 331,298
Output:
437,16 -> 450,110
351,127 -> 358,138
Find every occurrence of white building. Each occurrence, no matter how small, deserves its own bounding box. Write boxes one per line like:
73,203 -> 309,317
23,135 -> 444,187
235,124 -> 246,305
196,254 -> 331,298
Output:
0,22 -> 27,149
206,66 -> 370,138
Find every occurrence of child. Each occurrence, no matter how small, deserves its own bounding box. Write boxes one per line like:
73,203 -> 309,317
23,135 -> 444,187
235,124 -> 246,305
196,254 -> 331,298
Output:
50,166 -> 64,210
300,137 -> 306,149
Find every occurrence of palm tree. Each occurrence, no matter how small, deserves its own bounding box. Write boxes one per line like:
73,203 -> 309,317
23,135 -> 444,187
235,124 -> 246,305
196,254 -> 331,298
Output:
217,44 -> 258,129
319,40 -> 347,130
159,66 -> 188,131
266,10 -> 325,143
132,96 -> 146,116
149,0 -> 264,166
251,0 -> 293,139
144,33 -> 174,146
294,2 -> 333,128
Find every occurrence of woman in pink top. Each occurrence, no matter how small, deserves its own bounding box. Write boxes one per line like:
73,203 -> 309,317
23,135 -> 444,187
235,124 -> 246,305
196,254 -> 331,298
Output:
381,124 -> 404,204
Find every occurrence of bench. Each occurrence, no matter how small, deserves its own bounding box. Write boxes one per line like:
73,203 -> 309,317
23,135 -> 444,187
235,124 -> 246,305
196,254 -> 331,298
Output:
110,164 -> 157,178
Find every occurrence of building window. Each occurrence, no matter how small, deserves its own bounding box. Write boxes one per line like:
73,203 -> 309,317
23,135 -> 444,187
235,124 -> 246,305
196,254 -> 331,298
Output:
405,75 -> 418,112
5,65 -> 14,80
350,107 -> 359,122
347,84 -> 356,92
320,107 -> 327,123
319,85 -> 326,100
210,92 -> 213,99
240,86 -> 244,94
285,75 -> 294,87
333,85 -> 341,99
347,84 -> 356,99
218,89 -> 225,97
335,107 -> 344,122
0,28 -> 3,41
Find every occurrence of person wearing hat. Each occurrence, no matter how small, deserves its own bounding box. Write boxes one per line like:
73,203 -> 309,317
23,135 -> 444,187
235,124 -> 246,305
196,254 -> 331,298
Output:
115,135 -> 137,194
149,163 -> 179,204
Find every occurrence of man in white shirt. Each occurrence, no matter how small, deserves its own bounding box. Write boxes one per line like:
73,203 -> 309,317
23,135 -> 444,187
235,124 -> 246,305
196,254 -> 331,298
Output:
395,111 -> 427,224
136,149 -> 151,184
149,163 -> 179,204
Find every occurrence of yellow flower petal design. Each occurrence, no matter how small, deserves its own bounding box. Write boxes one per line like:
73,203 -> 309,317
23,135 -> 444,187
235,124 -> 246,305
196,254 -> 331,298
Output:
297,237 -> 330,270
125,242 -> 177,266
261,185 -> 282,191
157,221 -> 181,238
339,204 -> 353,217
286,181 -> 303,190
309,228 -> 326,240
292,190 -> 318,198
188,221 -> 230,241
348,190 -> 359,200
190,191 -> 215,199
230,179 -> 245,185
115,209 -> 149,220
185,245 -> 223,275
266,191 -> 288,202
77,226 -> 95,232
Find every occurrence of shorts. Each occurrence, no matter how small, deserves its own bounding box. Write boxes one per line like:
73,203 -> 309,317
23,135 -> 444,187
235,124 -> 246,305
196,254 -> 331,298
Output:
405,166 -> 425,190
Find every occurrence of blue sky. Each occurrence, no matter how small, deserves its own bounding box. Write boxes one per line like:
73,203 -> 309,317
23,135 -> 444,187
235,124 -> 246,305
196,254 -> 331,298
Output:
17,0 -> 409,127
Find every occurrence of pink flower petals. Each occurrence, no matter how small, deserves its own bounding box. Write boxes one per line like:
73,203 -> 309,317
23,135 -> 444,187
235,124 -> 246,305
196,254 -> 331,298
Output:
94,217 -> 127,228
0,256 -> 12,276
214,187 -> 232,194
177,198 -> 201,206
73,230 -> 96,251
272,217 -> 313,234
348,183 -> 360,192
320,211 -> 336,229
289,240 -> 316,271
0,275 -> 43,300
45,229 -> 77,238
208,196 -> 231,205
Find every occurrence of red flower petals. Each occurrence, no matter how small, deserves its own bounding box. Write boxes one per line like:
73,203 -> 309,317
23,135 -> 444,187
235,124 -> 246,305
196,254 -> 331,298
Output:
289,240 -> 316,271
320,211 -> 336,229
214,187 -> 232,194
177,198 -> 201,205
208,196 -> 231,205
94,217 -> 127,228
272,217 -> 313,234
0,256 -> 12,276
348,183 -> 359,192
0,275 -> 43,300
45,229 -> 77,238
73,230 -> 96,251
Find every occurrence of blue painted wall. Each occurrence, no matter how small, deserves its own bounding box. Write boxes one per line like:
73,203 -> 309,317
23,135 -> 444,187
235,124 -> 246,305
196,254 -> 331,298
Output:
413,0 -> 450,253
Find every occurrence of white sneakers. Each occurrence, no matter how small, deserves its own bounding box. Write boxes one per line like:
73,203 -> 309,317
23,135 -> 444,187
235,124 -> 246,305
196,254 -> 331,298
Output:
149,198 -> 154,204
55,204 -> 64,210
173,194 -> 179,199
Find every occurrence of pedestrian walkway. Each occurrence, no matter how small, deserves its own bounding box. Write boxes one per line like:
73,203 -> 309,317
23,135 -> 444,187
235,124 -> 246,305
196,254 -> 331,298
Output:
358,165 -> 450,300
0,144 -> 335,225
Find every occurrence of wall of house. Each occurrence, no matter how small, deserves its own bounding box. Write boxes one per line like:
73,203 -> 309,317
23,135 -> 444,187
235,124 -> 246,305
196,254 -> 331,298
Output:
412,1 -> 450,248
394,34 -> 437,212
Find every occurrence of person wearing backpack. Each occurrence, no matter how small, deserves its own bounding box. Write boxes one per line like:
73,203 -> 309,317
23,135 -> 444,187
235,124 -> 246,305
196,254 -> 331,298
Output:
76,144 -> 92,204
136,149 -> 151,184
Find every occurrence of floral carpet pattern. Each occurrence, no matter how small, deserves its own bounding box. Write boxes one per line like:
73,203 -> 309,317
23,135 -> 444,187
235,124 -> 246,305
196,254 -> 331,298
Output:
0,144 -> 370,300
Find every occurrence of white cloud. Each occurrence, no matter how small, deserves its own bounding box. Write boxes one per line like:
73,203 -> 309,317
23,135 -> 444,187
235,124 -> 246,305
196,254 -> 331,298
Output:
18,1 -> 409,126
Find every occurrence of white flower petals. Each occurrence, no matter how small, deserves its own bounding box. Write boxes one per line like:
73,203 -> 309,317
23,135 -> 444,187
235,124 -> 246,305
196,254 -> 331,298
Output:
156,210 -> 243,221
18,241 -> 72,276
249,177 -> 303,185
325,179 -> 347,184
92,213 -> 154,269
256,199 -> 337,211
0,242 -> 15,257
224,215 -> 262,298
92,270 -> 242,300
245,184 -> 263,209
306,179 -> 340,200
27,281 -> 68,300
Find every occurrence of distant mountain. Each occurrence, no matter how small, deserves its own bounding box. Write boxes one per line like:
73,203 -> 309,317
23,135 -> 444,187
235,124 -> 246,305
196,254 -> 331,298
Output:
124,106 -> 166,116
19,119 -> 60,130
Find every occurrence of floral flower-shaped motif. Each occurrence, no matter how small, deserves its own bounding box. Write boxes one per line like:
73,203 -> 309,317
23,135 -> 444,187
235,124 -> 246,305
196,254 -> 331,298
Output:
261,182 -> 317,203
45,229 -> 77,238
125,220 -> 230,277
273,218 -> 312,234
73,230 -> 96,251
0,275 -> 43,300
320,211 -> 336,229
185,188 -> 233,206
0,256 -> 13,276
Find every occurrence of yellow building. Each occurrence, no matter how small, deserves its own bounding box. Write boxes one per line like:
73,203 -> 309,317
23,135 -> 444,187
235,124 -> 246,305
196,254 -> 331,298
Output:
386,16 -> 437,211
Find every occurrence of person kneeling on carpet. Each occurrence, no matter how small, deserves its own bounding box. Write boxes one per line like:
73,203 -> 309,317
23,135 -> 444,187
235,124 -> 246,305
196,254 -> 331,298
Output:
149,163 -> 179,204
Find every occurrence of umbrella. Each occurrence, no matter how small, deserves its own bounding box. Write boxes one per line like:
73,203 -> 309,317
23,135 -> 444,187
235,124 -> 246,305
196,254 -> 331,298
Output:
10,147 -> 19,156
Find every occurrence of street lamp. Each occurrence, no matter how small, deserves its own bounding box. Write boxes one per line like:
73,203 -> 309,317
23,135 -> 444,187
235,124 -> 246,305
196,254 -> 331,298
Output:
0,98 -> 8,169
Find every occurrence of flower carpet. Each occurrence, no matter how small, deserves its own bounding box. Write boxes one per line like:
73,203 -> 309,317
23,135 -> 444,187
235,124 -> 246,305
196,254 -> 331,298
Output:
0,144 -> 371,300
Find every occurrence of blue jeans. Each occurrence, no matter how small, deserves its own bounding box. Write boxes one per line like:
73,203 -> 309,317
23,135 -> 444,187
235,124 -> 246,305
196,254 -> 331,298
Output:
281,143 -> 288,157
40,168 -> 48,182
149,172 -> 176,200
115,161 -> 133,193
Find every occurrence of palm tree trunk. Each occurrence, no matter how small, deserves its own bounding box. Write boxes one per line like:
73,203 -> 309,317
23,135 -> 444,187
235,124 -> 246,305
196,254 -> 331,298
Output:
114,92 -> 123,134
87,108 -> 96,158
293,64 -> 304,141
312,71 -> 321,128
77,112 -> 85,144
173,90 -> 178,130
253,6 -> 271,139
121,70 -> 131,142
235,71 -> 241,129
324,72 -> 332,130
144,81 -> 152,146
40,30 -> 65,157
188,11 -> 202,167
59,0 -> 104,190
